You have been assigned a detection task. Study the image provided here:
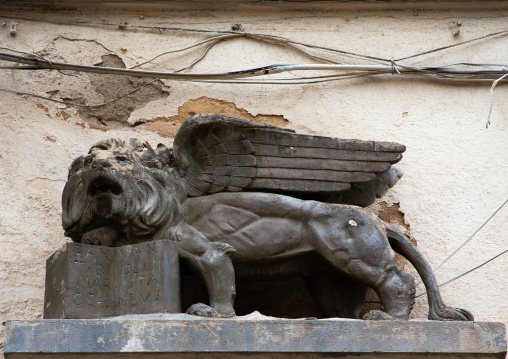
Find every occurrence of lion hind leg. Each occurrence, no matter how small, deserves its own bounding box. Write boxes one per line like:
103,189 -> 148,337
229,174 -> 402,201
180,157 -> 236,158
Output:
321,254 -> 416,320
362,266 -> 416,320
313,233 -> 416,320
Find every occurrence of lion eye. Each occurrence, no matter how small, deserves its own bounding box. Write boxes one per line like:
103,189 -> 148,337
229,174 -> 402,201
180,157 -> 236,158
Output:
84,155 -> 93,166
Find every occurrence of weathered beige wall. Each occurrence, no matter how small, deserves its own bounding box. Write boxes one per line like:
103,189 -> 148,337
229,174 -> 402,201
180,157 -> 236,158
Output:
1,4 -> 507,356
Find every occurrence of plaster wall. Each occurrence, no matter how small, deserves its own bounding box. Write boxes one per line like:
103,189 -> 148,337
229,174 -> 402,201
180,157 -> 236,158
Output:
0,5 -> 507,356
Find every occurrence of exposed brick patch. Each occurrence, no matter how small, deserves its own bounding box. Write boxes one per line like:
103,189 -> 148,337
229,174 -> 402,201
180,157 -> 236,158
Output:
143,96 -> 288,138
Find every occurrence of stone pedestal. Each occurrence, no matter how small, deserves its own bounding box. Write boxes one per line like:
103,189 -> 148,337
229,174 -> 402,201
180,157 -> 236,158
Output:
4,314 -> 507,359
44,240 -> 180,318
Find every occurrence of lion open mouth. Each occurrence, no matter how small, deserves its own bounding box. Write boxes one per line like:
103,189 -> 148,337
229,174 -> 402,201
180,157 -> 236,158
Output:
88,176 -> 123,198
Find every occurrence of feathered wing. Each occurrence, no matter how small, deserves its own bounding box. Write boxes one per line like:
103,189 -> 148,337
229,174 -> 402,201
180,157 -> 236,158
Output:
172,114 -> 405,204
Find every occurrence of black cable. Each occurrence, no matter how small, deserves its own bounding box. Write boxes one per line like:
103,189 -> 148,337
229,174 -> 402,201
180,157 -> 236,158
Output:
416,247 -> 508,298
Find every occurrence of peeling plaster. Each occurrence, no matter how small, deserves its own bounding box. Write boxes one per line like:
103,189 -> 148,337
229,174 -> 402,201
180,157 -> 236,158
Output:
66,54 -> 169,126
139,96 -> 288,138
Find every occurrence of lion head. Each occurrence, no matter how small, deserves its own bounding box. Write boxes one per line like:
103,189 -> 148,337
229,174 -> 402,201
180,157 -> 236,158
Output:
62,138 -> 183,245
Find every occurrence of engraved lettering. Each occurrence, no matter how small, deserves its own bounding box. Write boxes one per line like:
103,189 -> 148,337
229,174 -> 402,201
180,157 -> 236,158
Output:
48,241 -> 178,317
91,278 -> 100,289
73,293 -> 82,305
100,248 -> 112,262
148,275 -> 159,286
139,292 -> 150,303
77,276 -> 89,290
103,277 -> 112,290
96,264 -> 104,276
117,248 -> 127,260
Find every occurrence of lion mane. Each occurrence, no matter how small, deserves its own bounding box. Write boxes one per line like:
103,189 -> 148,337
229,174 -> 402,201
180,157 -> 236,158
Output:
62,138 -> 183,245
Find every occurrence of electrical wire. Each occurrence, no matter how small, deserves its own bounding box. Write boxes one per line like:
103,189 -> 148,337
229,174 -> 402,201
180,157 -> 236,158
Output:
2,25 -> 508,126
4,14 -> 508,65
395,28 -> 508,62
174,40 -> 222,73
486,74 -> 508,128
0,14 -> 234,35
128,32 -> 371,71
415,247 -> 508,299
413,198 -> 508,289
0,15 -> 399,65
129,33 -> 244,69
0,79 -> 160,108
3,51 -> 508,81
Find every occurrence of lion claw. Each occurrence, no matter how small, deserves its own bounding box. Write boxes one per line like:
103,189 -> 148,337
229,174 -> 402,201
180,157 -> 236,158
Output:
212,242 -> 236,256
186,303 -> 235,318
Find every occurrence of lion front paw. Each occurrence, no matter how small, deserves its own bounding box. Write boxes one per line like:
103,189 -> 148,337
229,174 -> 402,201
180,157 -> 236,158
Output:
81,226 -> 118,246
212,242 -> 236,256
186,303 -> 236,318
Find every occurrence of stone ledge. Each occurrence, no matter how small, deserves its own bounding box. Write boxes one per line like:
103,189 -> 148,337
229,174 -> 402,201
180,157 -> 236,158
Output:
4,313 -> 507,359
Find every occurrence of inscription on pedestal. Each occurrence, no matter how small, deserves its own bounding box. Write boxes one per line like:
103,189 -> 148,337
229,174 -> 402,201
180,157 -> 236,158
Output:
115,241 -> 174,315
69,244 -> 115,317
44,240 -> 180,319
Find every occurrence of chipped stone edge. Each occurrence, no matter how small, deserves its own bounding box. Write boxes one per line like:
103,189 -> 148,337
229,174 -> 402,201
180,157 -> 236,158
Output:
4,314 -> 507,356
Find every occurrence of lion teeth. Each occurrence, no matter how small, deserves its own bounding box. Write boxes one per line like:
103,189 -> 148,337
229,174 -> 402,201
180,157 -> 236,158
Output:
88,176 -> 122,196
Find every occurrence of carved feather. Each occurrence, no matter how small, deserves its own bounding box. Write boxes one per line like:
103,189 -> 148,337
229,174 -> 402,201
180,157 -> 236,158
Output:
172,114 -> 405,206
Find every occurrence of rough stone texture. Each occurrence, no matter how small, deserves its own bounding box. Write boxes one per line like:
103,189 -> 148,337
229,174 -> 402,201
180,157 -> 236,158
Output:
1,4 -> 508,358
44,243 -> 115,318
44,241 -> 180,319
4,315 -> 507,358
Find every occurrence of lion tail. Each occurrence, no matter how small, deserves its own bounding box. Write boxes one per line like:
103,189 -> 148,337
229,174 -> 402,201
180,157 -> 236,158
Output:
385,225 -> 474,321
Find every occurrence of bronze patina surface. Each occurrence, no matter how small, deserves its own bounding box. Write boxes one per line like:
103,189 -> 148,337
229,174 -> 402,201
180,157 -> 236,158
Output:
59,114 -> 473,321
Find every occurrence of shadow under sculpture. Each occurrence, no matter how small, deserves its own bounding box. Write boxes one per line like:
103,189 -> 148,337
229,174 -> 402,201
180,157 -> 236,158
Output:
61,113 -> 473,321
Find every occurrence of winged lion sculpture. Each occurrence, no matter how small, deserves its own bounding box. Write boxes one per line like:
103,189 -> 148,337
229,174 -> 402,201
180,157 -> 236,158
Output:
61,113 -> 473,321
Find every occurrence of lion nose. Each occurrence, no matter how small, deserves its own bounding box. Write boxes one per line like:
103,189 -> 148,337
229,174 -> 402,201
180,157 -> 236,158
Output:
91,158 -> 112,169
